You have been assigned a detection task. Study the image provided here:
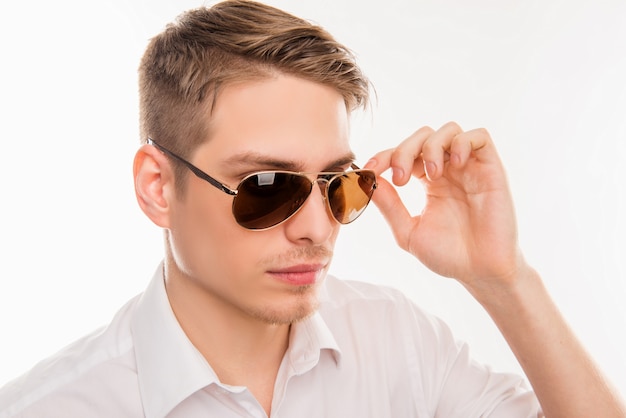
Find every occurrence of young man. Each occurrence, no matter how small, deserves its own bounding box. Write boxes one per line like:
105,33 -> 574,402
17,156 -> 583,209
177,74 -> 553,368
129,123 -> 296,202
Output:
1,1 -> 624,417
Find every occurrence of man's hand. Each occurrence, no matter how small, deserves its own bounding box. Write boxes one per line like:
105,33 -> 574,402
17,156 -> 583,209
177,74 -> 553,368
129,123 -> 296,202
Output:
365,121 -> 524,291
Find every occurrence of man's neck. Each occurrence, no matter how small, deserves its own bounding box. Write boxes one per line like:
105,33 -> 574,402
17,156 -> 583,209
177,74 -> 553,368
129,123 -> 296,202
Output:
164,265 -> 291,414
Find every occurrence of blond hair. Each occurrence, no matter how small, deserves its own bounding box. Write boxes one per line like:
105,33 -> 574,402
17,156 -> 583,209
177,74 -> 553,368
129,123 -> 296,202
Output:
138,0 -> 370,164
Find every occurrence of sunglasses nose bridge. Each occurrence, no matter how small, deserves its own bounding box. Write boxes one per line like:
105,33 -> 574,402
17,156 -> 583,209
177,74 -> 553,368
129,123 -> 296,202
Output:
310,177 -> 340,224
312,177 -> 331,200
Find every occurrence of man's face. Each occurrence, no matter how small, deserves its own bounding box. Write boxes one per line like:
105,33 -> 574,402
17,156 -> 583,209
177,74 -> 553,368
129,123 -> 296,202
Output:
165,75 -> 352,325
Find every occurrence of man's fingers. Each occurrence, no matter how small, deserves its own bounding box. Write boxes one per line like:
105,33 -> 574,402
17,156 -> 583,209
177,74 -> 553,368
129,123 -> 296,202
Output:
419,121 -> 463,180
367,123 -> 495,185
386,126 -> 434,186
451,127 -> 495,165
369,175 -> 415,250
363,122 -> 499,251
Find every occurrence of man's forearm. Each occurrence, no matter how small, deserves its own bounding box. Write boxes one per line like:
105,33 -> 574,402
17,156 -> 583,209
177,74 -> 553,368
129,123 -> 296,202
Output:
470,266 -> 626,417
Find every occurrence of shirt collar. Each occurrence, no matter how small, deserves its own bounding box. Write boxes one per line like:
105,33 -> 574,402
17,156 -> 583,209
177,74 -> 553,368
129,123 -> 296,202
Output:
286,312 -> 342,373
131,264 -> 342,418
287,283 -> 342,373
131,264 -> 217,418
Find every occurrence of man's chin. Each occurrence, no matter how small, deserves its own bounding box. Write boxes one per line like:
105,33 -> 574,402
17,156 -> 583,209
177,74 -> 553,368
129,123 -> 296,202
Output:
253,294 -> 320,325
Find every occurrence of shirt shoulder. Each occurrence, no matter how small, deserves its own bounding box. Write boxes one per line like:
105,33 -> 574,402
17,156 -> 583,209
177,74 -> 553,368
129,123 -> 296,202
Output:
318,275 -> 541,417
322,274 -> 411,303
320,274 -> 438,325
318,275 -> 456,368
0,295 -> 141,417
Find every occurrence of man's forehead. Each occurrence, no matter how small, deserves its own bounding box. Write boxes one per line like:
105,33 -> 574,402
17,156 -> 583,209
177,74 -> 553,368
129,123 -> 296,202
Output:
195,75 -> 353,171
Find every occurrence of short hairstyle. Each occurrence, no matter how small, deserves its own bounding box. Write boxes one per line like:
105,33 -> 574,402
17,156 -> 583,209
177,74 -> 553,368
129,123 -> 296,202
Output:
138,0 -> 370,173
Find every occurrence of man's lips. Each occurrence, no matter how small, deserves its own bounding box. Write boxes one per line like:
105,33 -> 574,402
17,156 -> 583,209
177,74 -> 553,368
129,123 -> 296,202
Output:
267,263 -> 327,286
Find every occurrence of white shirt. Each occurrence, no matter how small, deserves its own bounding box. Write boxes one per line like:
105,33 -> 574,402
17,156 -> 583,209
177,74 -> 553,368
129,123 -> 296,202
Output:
0,264 -> 542,417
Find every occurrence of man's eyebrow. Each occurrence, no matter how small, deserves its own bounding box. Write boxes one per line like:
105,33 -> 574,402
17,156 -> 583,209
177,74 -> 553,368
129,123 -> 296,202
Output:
221,151 -> 357,172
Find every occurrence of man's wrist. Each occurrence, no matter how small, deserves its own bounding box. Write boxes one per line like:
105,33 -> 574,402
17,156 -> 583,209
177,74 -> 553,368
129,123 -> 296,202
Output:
464,261 -> 542,316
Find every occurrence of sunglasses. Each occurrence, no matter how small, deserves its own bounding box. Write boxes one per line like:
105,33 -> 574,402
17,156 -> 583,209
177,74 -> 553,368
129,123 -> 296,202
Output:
148,138 -> 377,230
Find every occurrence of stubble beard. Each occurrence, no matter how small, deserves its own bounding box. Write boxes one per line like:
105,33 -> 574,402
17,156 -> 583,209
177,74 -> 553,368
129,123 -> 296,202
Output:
249,283 -> 321,325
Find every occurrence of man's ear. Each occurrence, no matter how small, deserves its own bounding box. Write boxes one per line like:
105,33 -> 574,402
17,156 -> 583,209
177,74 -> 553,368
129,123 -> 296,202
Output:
133,144 -> 175,228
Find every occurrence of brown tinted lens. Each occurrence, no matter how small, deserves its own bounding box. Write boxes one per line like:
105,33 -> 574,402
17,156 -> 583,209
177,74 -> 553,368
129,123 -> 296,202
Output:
232,172 -> 312,230
327,170 -> 376,224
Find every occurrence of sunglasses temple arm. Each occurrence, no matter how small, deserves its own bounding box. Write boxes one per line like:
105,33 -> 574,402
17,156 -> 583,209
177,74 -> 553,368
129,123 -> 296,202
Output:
148,138 -> 237,196
179,160 -> 237,195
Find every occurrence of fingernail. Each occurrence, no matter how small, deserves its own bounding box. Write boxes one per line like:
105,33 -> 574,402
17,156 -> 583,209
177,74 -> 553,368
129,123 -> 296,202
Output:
424,161 -> 437,180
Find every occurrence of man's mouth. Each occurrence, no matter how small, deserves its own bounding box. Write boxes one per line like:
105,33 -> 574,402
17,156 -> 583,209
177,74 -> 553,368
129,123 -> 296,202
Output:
267,263 -> 327,286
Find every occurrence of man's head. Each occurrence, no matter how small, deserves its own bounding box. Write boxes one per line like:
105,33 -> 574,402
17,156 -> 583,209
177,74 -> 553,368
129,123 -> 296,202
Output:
133,1 -> 372,326
138,0 -> 370,184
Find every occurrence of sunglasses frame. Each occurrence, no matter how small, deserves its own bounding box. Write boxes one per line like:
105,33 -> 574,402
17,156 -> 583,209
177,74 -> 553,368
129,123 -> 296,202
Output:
147,138 -> 376,229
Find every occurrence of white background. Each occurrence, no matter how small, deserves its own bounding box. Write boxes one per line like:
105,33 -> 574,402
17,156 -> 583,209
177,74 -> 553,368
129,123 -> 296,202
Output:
1,0 -> 625,398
